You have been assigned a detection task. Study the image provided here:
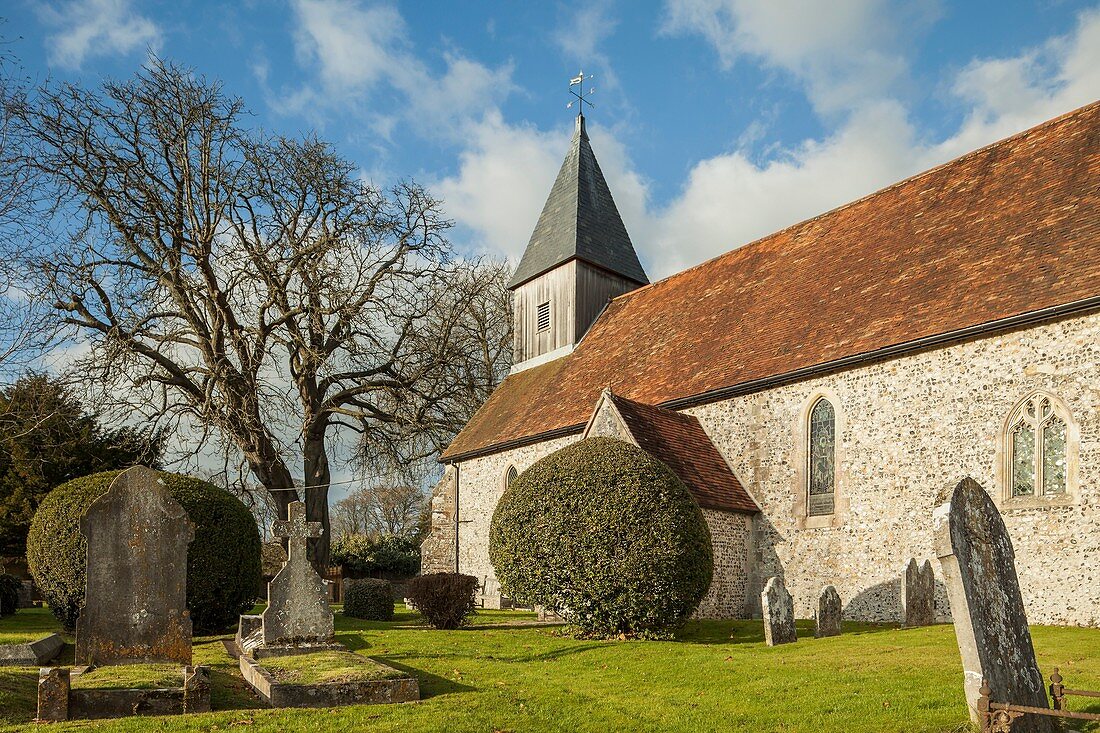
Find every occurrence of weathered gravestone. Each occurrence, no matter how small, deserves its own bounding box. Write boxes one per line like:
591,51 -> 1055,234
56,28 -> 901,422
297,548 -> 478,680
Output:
902,558 -> 936,627
263,501 -> 333,645
75,466 -> 193,666
761,576 -> 796,646
815,585 -> 842,638
933,477 -> 1055,733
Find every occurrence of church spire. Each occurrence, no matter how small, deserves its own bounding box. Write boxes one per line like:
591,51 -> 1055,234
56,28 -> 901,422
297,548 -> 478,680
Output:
507,106 -> 648,289
508,74 -> 649,371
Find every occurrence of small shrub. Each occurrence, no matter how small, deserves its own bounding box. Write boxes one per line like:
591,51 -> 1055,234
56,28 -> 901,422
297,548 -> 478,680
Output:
331,534 -> 420,578
405,572 -> 478,629
490,437 -> 713,637
0,574 -> 20,616
26,470 -> 261,632
343,578 -> 394,621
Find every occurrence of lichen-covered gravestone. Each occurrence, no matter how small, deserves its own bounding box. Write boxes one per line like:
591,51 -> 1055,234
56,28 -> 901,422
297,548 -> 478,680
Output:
262,501 -> 334,646
901,558 -> 935,627
761,576 -> 796,646
75,466 -> 194,666
815,585 -> 842,638
934,477 -> 1056,733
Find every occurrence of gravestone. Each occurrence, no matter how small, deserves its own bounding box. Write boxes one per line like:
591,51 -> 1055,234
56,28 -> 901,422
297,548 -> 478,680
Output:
261,501 -> 334,646
933,477 -> 1055,732
761,576 -> 796,646
902,558 -> 936,627
75,466 -> 193,666
815,585 -> 842,638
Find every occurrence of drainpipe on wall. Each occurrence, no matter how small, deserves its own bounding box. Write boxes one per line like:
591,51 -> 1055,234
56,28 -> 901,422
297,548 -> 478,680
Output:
453,463 -> 460,574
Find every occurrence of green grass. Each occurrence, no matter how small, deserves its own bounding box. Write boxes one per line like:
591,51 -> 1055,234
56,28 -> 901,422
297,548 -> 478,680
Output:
2,605 -> 1099,732
71,664 -> 184,690
0,606 -> 68,645
260,651 -> 407,684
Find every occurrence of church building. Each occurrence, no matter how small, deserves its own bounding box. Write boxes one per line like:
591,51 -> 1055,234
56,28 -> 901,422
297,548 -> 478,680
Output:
423,101 -> 1100,626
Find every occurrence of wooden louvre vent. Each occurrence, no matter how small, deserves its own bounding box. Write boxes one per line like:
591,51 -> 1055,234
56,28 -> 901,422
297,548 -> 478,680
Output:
537,301 -> 551,332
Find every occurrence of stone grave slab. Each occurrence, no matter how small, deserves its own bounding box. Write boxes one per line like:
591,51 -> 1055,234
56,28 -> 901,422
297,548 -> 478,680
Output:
76,466 -> 193,666
933,477 -> 1055,733
0,633 -> 64,666
761,576 -> 796,646
902,558 -> 935,627
37,665 -> 210,721
815,585 -> 842,638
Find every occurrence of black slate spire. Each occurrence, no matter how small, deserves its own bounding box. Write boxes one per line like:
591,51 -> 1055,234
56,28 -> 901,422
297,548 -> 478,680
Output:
507,115 -> 648,289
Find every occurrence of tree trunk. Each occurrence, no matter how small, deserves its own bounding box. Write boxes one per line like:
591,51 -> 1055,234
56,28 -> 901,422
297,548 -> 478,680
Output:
303,426 -> 331,570
241,433 -> 299,538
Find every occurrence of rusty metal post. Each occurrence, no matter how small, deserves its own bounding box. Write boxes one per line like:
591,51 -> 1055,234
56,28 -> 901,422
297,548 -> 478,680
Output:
978,678 -> 993,733
1049,668 -> 1064,711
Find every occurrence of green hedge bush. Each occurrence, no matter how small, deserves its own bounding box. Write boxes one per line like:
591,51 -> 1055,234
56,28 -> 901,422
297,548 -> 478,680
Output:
405,573 -> 478,629
330,534 -> 420,577
0,573 -> 20,616
26,469 -> 261,632
342,578 -> 394,621
490,437 -> 713,637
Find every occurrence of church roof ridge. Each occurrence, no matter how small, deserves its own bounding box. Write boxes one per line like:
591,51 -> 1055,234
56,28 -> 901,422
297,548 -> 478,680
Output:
507,114 -> 649,289
442,98 -> 1100,462
607,98 -> 1100,307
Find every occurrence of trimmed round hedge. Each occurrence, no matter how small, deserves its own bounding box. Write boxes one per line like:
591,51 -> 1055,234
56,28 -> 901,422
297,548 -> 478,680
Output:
490,437 -> 713,636
27,469 -> 261,633
343,578 -> 394,621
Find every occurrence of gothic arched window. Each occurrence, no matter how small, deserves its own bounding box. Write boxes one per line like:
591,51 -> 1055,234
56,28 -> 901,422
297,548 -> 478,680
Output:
807,397 -> 836,516
1006,393 -> 1070,498
505,465 -> 518,489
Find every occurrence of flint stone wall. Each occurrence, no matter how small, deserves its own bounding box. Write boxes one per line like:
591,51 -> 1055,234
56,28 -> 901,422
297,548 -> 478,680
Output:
445,312 -> 1100,627
421,468 -> 457,575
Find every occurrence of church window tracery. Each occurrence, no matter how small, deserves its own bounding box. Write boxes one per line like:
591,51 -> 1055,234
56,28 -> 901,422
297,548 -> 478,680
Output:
1006,393 -> 1069,498
807,397 -> 835,516
505,465 -> 519,489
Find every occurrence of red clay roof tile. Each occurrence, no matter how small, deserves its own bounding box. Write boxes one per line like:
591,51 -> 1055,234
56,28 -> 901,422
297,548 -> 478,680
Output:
443,100 -> 1100,462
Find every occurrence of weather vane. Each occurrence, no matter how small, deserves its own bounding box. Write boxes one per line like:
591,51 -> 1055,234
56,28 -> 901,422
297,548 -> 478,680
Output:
567,70 -> 595,115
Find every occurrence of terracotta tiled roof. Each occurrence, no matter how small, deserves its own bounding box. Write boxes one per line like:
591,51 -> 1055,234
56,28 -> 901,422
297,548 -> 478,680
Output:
608,394 -> 758,514
443,100 -> 1100,462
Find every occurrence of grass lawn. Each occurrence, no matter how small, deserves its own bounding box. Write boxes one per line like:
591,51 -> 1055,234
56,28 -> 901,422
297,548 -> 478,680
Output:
260,650 -> 407,684
1,604 -> 1098,732
71,664 -> 184,690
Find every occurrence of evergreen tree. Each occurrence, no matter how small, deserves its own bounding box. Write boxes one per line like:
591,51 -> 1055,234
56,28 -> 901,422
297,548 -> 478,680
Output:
0,374 -> 163,555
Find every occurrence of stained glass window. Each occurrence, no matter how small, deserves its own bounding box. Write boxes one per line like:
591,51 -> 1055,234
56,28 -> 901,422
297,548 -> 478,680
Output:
1006,394 -> 1071,500
506,466 -> 518,488
808,398 -> 835,516
1042,417 -> 1067,495
1011,424 -> 1035,496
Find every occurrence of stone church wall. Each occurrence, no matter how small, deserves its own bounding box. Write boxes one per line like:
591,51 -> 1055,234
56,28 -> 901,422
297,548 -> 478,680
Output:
689,311 -> 1100,626
695,509 -> 753,619
454,435 -> 581,595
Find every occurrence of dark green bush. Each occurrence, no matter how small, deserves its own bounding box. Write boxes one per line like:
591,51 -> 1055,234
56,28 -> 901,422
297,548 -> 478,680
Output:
490,437 -> 713,637
26,470 -> 261,632
405,572 -> 478,629
0,573 -> 20,616
343,578 -> 394,621
330,534 -> 420,578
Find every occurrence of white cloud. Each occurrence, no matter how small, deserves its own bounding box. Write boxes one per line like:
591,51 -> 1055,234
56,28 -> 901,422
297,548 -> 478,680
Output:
284,0 -> 511,137
441,6 -> 1100,282
39,0 -> 161,70
661,0 -> 939,113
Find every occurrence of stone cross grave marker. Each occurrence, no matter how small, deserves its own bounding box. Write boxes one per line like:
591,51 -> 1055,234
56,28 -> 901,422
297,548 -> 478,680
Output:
902,558 -> 936,627
75,466 -> 194,666
262,501 -> 333,645
761,576 -> 796,646
934,477 -> 1055,733
815,585 -> 842,638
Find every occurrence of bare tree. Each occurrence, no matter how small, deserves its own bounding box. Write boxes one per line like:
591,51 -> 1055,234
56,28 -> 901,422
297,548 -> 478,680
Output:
12,59 -> 486,565
0,32 -> 54,374
356,259 -> 512,473
330,483 -> 425,540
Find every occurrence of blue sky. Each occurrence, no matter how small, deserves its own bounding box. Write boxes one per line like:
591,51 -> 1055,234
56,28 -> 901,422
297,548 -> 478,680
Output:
6,1 -> 1100,281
